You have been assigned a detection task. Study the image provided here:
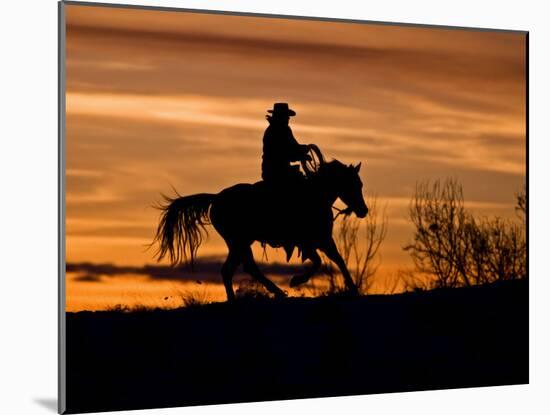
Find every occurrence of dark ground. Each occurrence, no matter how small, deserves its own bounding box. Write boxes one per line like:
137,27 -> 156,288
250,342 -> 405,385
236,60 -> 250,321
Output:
64,279 -> 528,414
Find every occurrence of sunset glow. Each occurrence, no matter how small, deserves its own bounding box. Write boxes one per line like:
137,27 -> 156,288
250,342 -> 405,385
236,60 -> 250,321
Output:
65,4 -> 526,311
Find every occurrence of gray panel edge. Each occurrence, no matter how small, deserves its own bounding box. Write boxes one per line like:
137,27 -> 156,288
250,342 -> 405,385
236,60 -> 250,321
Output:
58,1 -> 67,413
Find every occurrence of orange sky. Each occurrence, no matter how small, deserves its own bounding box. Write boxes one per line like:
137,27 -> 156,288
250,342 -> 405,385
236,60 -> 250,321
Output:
64,4 -> 526,311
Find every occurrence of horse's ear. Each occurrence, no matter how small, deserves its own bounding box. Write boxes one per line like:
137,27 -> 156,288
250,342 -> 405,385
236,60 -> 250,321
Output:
354,162 -> 362,173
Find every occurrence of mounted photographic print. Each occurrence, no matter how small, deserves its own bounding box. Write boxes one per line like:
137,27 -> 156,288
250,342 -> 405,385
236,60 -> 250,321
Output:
58,1 -> 528,413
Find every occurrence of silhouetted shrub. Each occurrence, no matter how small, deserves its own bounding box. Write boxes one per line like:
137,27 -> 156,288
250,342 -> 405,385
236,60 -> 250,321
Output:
404,179 -> 526,289
107,303 -> 156,313
235,279 -> 271,299
322,196 -> 387,294
177,288 -> 211,308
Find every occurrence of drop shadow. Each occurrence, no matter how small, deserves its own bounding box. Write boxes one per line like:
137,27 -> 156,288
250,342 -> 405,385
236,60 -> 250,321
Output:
34,398 -> 57,412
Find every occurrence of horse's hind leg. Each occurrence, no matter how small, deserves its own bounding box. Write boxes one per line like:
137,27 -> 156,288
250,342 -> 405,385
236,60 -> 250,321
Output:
221,249 -> 241,302
290,250 -> 321,287
242,247 -> 286,298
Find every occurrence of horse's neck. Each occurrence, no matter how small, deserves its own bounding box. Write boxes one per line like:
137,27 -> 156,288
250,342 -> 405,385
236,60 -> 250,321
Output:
310,174 -> 338,208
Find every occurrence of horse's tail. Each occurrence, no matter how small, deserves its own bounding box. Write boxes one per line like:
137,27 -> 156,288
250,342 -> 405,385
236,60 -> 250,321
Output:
153,192 -> 216,268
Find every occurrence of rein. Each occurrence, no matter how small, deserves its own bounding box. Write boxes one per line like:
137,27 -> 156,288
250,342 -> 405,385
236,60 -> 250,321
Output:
332,206 -> 354,220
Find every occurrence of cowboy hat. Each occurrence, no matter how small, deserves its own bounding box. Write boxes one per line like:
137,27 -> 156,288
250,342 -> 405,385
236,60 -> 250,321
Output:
267,102 -> 296,116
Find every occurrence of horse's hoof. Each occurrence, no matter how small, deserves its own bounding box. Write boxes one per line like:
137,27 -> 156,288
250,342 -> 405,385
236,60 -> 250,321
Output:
290,275 -> 308,287
274,290 -> 288,299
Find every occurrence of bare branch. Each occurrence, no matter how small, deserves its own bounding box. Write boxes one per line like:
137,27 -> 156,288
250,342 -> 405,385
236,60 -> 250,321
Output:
323,196 -> 388,294
404,179 -> 526,288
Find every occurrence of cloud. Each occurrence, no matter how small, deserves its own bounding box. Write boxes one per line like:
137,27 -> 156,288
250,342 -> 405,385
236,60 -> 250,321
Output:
65,8 -> 525,114
66,259 -> 328,284
73,273 -> 104,282
63,3 -> 526,285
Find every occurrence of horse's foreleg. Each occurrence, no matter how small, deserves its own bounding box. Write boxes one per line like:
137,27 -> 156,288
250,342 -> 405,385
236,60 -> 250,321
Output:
290,250 -> 321,287
242,247 -> 287,298
221,250 -> 241,302
321,238 -> 359,294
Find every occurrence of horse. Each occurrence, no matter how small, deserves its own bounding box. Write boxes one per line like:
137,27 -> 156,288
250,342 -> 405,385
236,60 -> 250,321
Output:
152,147 -> 368,301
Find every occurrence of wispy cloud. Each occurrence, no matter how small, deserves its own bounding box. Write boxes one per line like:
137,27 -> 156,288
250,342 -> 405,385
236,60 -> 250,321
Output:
67,259 -> 325,283
64,4 -> 526,308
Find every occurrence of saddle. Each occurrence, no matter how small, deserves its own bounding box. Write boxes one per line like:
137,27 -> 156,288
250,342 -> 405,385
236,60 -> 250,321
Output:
255,170 -> 310,262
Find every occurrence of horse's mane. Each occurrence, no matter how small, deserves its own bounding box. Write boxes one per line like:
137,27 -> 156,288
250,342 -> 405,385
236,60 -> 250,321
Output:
313,159 -> 346,177
302,160 -> 348,198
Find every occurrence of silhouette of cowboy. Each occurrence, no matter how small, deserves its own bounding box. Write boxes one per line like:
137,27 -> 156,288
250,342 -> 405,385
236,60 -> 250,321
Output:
261,103 -> 311,185
260,103 -> 312,261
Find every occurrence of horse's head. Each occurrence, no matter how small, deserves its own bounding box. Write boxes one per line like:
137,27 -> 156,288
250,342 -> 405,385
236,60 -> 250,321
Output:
321,160 -> 368,218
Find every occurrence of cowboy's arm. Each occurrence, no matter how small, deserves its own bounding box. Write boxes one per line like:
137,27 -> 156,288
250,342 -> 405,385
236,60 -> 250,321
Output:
286,129 -> 310,162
